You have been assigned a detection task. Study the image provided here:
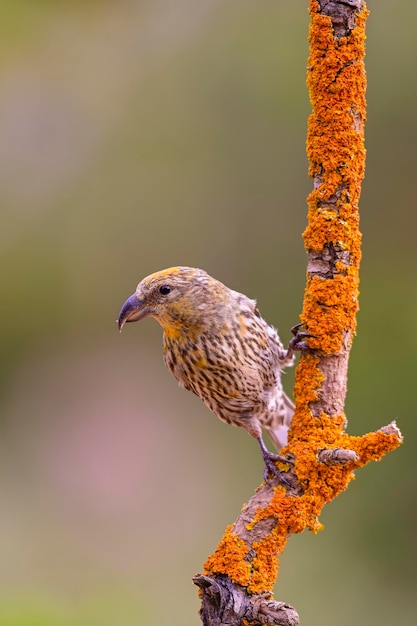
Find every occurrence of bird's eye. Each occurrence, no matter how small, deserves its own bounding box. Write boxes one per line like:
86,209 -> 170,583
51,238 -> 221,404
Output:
159,285 -> 171,295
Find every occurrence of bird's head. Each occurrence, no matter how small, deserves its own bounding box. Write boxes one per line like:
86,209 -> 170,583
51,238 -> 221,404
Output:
118,266 -> 229,335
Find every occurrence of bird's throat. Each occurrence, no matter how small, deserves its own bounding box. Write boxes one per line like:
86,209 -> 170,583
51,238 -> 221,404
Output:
163,324 -> 182,340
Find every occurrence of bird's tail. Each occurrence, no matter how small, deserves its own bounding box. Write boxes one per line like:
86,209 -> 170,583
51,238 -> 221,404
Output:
266,392 -> 295,451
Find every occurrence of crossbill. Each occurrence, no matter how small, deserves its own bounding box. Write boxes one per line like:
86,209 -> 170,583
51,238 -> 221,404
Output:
118,266 -> 304,482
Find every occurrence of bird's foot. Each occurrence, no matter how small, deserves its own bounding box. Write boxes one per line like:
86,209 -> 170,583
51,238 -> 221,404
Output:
287,323 -> 316,358
261,448 -> 294,487
257,436 -> 294,486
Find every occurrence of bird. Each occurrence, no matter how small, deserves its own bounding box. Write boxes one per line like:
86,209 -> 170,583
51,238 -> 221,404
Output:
118,266 -> 305,482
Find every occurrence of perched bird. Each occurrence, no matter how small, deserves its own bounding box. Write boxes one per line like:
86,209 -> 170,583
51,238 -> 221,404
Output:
118,267 -> 304,482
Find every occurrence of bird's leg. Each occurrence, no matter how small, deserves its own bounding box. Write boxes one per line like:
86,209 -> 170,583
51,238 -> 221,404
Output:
257,436 -> 293,485
286,323 -> 316,360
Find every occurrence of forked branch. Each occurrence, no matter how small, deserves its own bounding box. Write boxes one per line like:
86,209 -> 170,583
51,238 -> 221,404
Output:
194,2 -> 403,624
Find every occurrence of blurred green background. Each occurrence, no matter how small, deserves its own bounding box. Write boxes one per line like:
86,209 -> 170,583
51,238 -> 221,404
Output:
0,1 -> 415,624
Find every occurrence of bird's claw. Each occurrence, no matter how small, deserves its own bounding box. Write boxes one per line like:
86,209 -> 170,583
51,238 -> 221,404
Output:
291,322 -> 302,335
262,450 -> 294,487
287,323 -> 316,356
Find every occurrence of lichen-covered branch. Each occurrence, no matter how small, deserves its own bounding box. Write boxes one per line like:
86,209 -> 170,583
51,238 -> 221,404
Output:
194,2 -> 403,624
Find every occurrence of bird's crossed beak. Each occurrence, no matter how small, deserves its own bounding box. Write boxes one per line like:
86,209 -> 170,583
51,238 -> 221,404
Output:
117,293 -> 152,331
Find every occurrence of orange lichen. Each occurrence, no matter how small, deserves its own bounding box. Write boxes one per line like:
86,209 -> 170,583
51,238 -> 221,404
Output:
305,4 -> 368,199
302,273 -> 360,354
204,525 -> 251,587
302,1 -> 368,357
202,1 -> 402,605
350,429 -> 403,464
249,528 -> 285,593
292,354 -> 323,406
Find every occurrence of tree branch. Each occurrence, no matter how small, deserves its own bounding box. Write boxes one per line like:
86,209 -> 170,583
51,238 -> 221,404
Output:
194,2 -> 403,623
